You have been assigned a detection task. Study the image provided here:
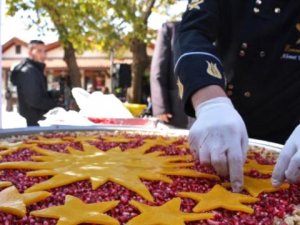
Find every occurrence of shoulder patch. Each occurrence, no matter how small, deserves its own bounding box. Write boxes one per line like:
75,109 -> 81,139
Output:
177,79 -> 184,99
206,61 -> 222,79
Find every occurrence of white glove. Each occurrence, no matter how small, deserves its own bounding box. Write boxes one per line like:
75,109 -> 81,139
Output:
189,97 -> 248,192
272,125 -> 300,186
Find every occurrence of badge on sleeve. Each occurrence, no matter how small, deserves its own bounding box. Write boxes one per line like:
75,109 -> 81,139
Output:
188,0 -> 205,11
206,61 -> 222,79
177,79 -> 184,98
281,23 -> 300,60
296,23 -> 300,44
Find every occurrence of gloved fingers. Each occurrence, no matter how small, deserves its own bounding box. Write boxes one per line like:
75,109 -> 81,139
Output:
188,130 -> 210,163
228,140 -> 244,192
197,133 -> 211,165
188,131 -> 199,159
211,149 -> 228,177
272,142 -> 297,187
241,130 -> 249,161
189,148 -> 198,160
199,144 -> 211,165
284,150 -> 300,183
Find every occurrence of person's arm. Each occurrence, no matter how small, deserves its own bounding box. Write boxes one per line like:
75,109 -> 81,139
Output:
174,1 -> 248,192
150,22 -> 172,121
191,85 -> 227,108
174,0 -> 226,116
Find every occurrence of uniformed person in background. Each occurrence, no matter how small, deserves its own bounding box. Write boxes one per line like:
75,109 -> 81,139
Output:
150,21 -> 188,128
175,0 -> 300,192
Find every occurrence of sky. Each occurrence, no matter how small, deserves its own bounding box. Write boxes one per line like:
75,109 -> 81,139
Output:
1,1 -> 187,45
0,0 -> 57,44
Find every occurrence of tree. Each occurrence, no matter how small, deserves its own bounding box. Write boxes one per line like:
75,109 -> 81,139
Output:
102,0 -> 179,103
5,0 -> 181,102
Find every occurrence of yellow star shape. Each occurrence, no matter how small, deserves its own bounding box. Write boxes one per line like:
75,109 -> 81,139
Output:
31,195 -> 120,225
243,176 -> 290,197
101,134 -> 134,143
0,181 -> 12,188
178,184 -> 259,214
62,135 -> 101,143
244,159 -> 274,174
0,142 -> 218,202
127,198 -> 213,225
26,135 -> 67,145
143,137 -> 177,147
0,186 -> 50,217
0,143 -> 33,160
175,143 -> 189,149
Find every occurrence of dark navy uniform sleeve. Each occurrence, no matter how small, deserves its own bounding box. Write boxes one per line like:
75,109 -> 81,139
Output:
174,0 -> 226,117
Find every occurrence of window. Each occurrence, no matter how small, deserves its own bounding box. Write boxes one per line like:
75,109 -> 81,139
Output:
15,45 -> 21,54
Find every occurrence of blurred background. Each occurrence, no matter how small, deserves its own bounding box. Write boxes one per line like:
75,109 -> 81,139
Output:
0,0 -> 188,128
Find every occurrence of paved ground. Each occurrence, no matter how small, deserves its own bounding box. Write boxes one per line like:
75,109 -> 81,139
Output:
1,105 -> 27,129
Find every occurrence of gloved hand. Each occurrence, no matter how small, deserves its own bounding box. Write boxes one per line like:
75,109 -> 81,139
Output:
272,125 -> 300,187
189,97 -> 248,192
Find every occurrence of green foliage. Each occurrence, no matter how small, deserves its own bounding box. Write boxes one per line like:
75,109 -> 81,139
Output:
5,0 -> 115,53
5,0 -> 180,54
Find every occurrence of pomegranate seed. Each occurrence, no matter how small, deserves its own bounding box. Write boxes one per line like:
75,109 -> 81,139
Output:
0,132 -> 299,224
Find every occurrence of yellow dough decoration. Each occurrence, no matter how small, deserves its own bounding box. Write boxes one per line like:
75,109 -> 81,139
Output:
0,186 -> 50,217
178,184 -> 259,214
243,176 -> 290,197
0,143 -> 33,160
62,135 -> 101,143
26,136 -> 67,145
127,197 -> 213,225
143,137 -> 178,147
244,159 -> 274,174
31,195 -> 119,225
0,142 -> 218,202
102,134 -> 134,143
0,181 -> 12,188
175,143 -> 189,149
62,134 -> 135,143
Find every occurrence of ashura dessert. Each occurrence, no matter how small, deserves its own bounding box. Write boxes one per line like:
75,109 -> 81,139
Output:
0,130 -> 298,225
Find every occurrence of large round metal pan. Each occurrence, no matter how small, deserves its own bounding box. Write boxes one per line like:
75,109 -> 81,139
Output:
0,125 -> 283,153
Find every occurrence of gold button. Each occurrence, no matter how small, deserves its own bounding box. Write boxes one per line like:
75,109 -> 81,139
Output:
239,50 -> 246,56
253,7 -> 260,13
244,91 -> 251,97
274,8 -> 281,13
241,43 -> 248,49
228,84 -> 234,89
260,51 -> 266,57
227,90 -> 233,96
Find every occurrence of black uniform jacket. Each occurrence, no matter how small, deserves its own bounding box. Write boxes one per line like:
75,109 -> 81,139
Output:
175,0 -> 300,144
150,21 -> 188,128
11,58 -> 57,126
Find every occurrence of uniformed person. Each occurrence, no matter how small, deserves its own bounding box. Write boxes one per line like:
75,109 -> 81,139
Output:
150,21 -> 188,128
174,0 -> 300,192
